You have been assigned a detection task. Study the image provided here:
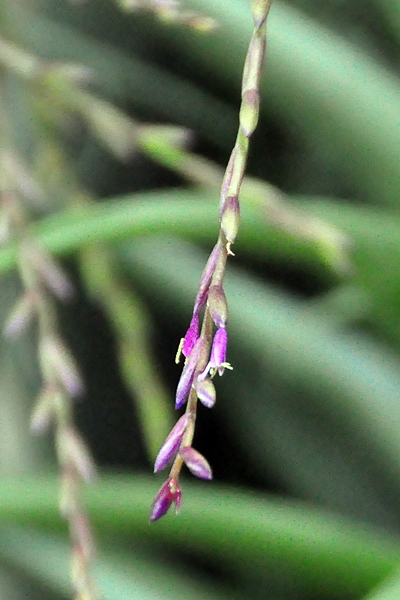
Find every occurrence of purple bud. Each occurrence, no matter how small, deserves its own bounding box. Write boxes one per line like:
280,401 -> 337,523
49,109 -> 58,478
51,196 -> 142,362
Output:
175,337 -> 203,409
180,446 -> 213,480
182,314 -> 199,358
193,243 -> 222,314
210,327 -> 228,375
154,414 -> 188,472
198,327 -> 230,380
208,285 -> 228,328
195,378 -> 216,408
149,477 -> 182,523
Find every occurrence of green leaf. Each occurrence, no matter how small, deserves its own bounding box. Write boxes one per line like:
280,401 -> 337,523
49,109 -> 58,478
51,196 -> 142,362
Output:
1,474 -> 400,597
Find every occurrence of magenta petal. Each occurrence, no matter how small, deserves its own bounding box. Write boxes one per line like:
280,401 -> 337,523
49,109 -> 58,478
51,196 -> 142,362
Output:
182,314 -> 199,358
175,338 -> 203,409
180,446 -> 213,480
149,478 -> 182,523
154,414 -> 188,472
210,327 -> 228,375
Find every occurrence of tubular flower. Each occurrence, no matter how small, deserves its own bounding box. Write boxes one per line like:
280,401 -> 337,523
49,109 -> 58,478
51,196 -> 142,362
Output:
199,327 -> 231,379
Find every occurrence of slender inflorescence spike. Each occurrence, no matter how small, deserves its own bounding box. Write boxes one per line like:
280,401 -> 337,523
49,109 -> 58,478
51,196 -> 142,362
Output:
150,0 -> 271,522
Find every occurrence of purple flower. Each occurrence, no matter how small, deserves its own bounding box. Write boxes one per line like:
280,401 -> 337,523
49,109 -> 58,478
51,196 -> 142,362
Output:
199,327 -> 231,379
175,337 -> 203,409
149,477 -> 182,523
154,414 -> 188,472
180,446 -> 213,480
182,314 -> 199,358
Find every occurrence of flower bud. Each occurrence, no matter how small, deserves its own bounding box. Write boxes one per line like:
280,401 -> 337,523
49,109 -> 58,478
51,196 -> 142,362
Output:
30,383 -> 58,434
240,89 -> 260,137
56,426 -> 96,483
3,292 -> 36,337
154,414 -> 189,472
208,285 -> 228,328
220,195 -> 240,247
195,377 -> 216,408
180,446 -> 213,480
149,477 -> 182,523
193,243 -> 221,314
182,314 -> 199,358
20,240 -> 73,300
198,327 -> 232,380
175,337 -> 203,409
39,335 -> 84,397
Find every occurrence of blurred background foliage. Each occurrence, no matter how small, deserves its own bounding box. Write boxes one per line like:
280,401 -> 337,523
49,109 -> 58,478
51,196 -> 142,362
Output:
1,0 -> 400,599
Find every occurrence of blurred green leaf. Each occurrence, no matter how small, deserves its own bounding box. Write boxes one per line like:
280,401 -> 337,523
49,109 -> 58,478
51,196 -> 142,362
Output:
1,474 -> 400,597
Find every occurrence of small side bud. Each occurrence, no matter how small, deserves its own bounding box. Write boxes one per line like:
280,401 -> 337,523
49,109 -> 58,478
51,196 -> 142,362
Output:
208,285 -> 228,328
39,335 -> 84,397
221,195 -> 240,248
30,384 -> 57,433
180,446 -> 213,480
20,240 -> 73,300
56,426 -> 96,483
154,414 -> 189,472
150,477 -> 182,523
240,89 -> 260,137
195,377 -> 216,408
3,292 -> 36,337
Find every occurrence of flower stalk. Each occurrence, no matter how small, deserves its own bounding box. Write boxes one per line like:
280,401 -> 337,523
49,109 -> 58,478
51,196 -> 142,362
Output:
150,0 -> 271,522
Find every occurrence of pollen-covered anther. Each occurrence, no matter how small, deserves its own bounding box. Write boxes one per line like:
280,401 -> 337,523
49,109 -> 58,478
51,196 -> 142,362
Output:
179,446 -> 213,480
149,477 -> 182,523
154,414 -> 189,472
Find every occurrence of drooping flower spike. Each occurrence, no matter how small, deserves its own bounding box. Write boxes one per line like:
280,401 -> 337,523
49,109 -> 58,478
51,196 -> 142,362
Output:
150,0 -> 271,522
